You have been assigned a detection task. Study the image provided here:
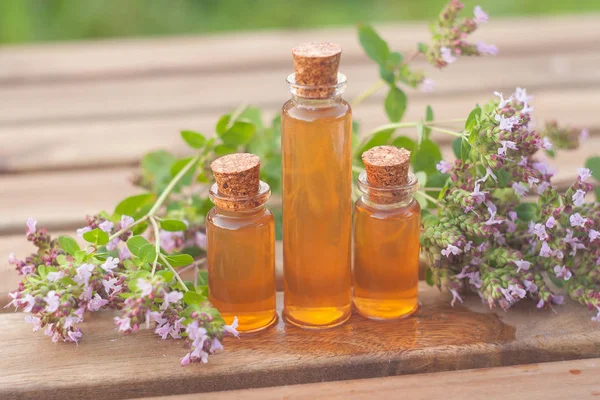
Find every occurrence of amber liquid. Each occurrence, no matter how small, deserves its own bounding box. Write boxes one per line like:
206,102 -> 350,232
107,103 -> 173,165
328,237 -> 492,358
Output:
353,197 -> 421,320
281,97 -> 352,328
207,206 -> 277,332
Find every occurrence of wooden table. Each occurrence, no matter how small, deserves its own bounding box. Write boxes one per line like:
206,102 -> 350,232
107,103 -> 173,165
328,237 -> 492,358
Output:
1,15 -> 599,399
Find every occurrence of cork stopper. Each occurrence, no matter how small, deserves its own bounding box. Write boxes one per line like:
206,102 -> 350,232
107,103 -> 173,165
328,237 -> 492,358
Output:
210,153 -> 269,211
361,146 -> 413,205
292,42 -> 342,98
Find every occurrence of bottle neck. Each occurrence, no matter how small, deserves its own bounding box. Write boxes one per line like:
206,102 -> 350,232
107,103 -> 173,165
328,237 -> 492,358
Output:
290,93 -> 343,108
215,204 -> 267,218
286,72 -> 347,104
357,171 -> 419,209
361,195 -> 415,210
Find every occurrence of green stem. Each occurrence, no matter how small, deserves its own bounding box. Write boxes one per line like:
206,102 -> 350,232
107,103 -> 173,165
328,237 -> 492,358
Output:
352,79 -> 386,107
148,155 -> 201,216
421,187 -> 443,191
109,215 -> 148,242
149,217 -> 161,275
418,190 -> 440,205
159,253 -> 189,292
428,126 -> 463,137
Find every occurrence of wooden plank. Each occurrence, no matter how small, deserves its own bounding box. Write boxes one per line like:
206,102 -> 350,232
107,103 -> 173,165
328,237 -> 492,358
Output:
1,87 -> 598,173
0,134 -> 597,234
1,15 -> 598,83
1,285 -> 600,400
150,358 -> 600,400
2,52 -> 599,126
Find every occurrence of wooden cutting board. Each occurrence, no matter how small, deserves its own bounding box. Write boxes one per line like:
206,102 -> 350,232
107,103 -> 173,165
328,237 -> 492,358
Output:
1,283 -> 599,400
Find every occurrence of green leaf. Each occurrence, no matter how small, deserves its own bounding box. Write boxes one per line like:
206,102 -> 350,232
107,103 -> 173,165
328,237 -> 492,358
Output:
197,270 -> 209,285
214,144 -> 237,156
460,139 -> 472,162
58,236 -> 80,256
239,106 -> 264,130
115,194 -> 155,219
83,228 -> 109,246
514,202 -> 539,221
418,42 -> 429,53
164,254 -> 194,268
170,157 -> 197,189
390,136 -> 416,152
585,156 -> 600,181
74,250 -> 87,264
220,121 -> 256,147
357,24 -> 389,65
425,268 -> 434,286
141,150 -> 177,194
127,236 -> 151,257
415,171 -> 427,187
379,66 -> 395,84
496,169 -> 511,187
132,221 -> 148,236
160,219 -> 187,232
180,130 -> 206,149
548,274 -> 565,288
138,244 -> 157,264
183,291 -> 205,306
465,106 -> 482,132
412,139 -> 442,175
452,138 -> 462,159
156,270 -> 174,282
386,51 -> 404,69
357,129 -> 394,157
424,105 -> 434,139
414,192 -> 429,209
384,86 -> 407,122
215,114 -> 231,135
38,265 -> 48,279
58,276 -> 78,286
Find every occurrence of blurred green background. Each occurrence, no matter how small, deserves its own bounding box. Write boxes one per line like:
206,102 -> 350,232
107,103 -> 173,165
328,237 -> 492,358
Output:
1,0 -> 599,44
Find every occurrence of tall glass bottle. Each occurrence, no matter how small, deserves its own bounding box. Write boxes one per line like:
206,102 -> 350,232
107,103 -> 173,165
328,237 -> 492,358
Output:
281,42 -> 352,328
206,153 -> 277,332
353,146 -> 420,320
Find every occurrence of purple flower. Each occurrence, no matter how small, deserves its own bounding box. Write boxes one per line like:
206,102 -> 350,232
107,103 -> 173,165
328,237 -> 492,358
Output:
137,279 -> 154,297
532,223 -> 548,241
67,330 -> 83,344
563,229 -> 587,256
471,183 -> 487,204
450,289 -> 463,307
441,244 -> 461,257
64,315 -> 82,329
578,168 -> 592,182
495,114 -> 520,131
508,284 -> 526,299
523,280 -> 538,293
74,263 -> 95,287
119,246 -> 131,260
541,137 -> 552,150
539,241 -> 552,257
102,277 -> 122,295
514,87 -> 533,103
4,291 -> 20,310
512,182 -> 529,197
518,156 -> 528,167
515,259 -> 531,273
8,252 -> 18,265
473,5 -> 488,23
493,231 -> 506,245
77,226 -> 92,237
590,229 -> 600,242
195,232 -> 207,250
580,129 -> 589,142
99,220 -> 114,233
546,216 -> 556,229
498,140 -> 517,156
146,310 -> 165,329
572,189 -> 586,207
161,290 -> 184,310
440,47 -> 457,64
160,231 -> 184,253
421,78 -> 435,93
44,290 -> 60,313
101,257 -> 119,273
223,317 -> 240,338
554,265 -> 572,281
436,160 -> 453,174
592,309 -> 600,323
537,181 -> 550,194
484,201 -> 503,225
476,41 -> 498,56
508,211 -> 518,221
494,91 -> 513,108
46,270 -> 65,282
106,238 -> 120,251
471,256 -> 483,265
553,249 -> 564,259
210,337 -> 224,354
120,215 -> 135,229
87,293 -> 109,311
536,299 -> 545,309
26,217 -> 37,235
115,316 -> 132,332
569,213 -> 588,227
527,176 -> 539,187
24,315 -> 42,332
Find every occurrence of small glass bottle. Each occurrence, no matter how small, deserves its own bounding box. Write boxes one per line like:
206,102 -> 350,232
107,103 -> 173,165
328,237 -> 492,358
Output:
353,146 -> 421,320
206,153 -> 277,332
281,42 -> 352,329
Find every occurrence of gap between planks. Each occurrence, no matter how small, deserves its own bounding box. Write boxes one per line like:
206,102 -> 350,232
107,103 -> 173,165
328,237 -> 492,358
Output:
0,15 -> 599,84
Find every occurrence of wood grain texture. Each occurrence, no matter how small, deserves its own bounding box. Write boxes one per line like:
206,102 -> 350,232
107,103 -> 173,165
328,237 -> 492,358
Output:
148,358 -> 600,400
1,285 -> 600,400
1,15 -> 598,83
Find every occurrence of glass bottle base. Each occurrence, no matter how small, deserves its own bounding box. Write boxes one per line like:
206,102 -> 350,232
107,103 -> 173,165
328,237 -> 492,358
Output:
222,311 -> 278,333
282,305 -> 351,329
353,298 -> 419,321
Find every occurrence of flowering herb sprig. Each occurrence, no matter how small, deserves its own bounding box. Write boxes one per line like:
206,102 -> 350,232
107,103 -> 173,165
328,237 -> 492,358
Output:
6,133 -> 240,366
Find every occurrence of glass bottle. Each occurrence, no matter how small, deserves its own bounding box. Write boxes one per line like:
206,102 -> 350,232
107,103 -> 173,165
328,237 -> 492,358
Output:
206,153 -> 277,332
353,146 -> 421,320
281,43 -> 352,329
